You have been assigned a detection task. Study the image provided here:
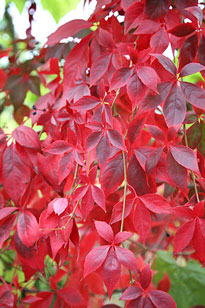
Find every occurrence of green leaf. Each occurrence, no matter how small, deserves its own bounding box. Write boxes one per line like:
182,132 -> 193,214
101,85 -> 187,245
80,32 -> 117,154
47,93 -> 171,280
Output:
41,0 -> 81,23
198,121 -> 205,157
187,122 -> 202,149
6,0 -> 26,13
154,250 -> 205,308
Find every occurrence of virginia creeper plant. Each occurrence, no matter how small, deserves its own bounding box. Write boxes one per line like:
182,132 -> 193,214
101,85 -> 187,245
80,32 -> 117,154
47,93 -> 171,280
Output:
0,0 -> 205,307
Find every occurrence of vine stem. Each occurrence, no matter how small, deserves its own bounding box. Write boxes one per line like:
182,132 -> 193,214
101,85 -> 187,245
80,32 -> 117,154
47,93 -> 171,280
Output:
183,124 -> 200,203
120,150 -> 127,232
120,151 -> 135,284
111,88 -> 120,116
74,163 -> 79,180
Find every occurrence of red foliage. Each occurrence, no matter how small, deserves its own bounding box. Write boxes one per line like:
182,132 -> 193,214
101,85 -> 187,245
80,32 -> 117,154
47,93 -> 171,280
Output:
0,0 -> 204,307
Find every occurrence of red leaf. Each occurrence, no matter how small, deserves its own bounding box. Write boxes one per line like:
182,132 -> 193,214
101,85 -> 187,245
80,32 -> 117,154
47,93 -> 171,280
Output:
58,286 -> 85,306
192,218 -> 205,262
145,147 -> 163,174
96,135 -> 111,167
0,207 -> 18,220
17,211 -> 39,247
139,264 -> 152,290
86,131 -> 102,152
98,28 -> 114,49
43,140 -> 71,155
150,28 -> 169,53
72,185 -> 89,202
167,150 -> 187,193
173,220 -> 195,254
127,113 -> 146,145
145,0 -> 170,19
157,273 -> 171,292
198,35 -> 205,65
100,153 -> 124,196
149,290 -> 176,308
124,2 -> 144,34
180,81 -> 205,110
170,145 -> 200,174
91,185 -> 106,212
163,85 -> 186,126
0,144 -> 31,205
90,54 -> 111,86
152,54 -> 177,76
120,286 -> 143,300
0,215 -> 16,249
115,246 -> 138,272
38,153 -> 64,194
137,66 -> 159,92
71,96 -> 100,111
133,200 -> 151,245
140,82 -> 172,112
83,245 -> 110,277
12,126 -> 40,151
185,6 -> 203,25
180,63 -> 205,77
94,221 -> 114,243
53,198 -> 68,216
168,23 -> 196,37
110,200 -> 133,224
193,201 -> 204,218
139,194 -> 170,214
127,155 -> 155,196
114,231 -> 133,245
0,69 -> 7,89
127,74 -> 146,110
47,19 -> 92,45
59,152 -> 73,183
134,19 -> 160,35
110,68 -> 132,90
179,34 -> 198,71
107,129 -> 126,150
85,272 -> 105,295
101,248 -> 121,298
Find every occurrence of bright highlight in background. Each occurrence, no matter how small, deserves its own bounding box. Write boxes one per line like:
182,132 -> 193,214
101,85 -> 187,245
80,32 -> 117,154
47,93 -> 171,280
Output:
0,0 -> 96,43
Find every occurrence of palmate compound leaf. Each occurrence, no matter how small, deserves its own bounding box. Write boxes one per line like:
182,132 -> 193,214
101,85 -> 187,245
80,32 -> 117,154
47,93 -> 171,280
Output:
121,263 -> 176,308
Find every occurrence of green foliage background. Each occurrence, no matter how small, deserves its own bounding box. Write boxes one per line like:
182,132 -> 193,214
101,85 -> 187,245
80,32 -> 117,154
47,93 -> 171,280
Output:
5,0 -> 81,22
